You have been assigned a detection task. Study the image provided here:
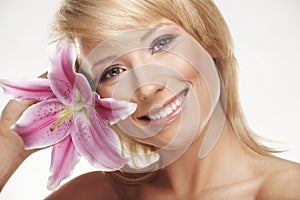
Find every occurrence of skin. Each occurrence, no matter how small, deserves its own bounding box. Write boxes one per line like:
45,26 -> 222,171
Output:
1,22 -> 300,199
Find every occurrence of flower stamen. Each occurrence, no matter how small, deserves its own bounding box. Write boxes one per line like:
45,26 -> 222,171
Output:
50,107 -> 73,131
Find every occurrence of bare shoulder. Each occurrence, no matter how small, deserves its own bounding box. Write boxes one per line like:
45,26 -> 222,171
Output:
257,158 -> 300,200
45,171 -> 119,200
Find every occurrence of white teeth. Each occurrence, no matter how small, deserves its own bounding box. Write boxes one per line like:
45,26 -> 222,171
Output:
149,115 -> 157,120
155,114 -> 161,119
147,92 -> 186,121
171,103 -> 177,110
165,106 -> 173,115
159,110 -> 168,118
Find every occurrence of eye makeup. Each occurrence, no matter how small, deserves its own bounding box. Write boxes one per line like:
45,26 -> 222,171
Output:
150,34 -> 178,55
86,23 -> 182,84
99,64 -> 126,82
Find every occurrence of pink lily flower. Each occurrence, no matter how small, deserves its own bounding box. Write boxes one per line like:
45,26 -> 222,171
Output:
0,46 -> 136,190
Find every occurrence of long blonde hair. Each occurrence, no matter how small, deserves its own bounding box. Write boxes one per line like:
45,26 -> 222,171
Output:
51,0 -> 277,161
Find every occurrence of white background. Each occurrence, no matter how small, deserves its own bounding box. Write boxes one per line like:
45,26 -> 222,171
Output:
0,0 -> 299,199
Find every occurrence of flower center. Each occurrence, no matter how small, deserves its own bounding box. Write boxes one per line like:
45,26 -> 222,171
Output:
50,91 -> 88,131
50,106 -> 73,131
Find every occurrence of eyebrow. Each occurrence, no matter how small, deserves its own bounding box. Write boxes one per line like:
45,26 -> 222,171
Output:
141,22 -> 179,41
94,55 -> 117,67
92,23 -> 178,68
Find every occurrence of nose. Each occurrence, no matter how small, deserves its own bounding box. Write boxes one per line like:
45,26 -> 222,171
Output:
136,83 -> 165,101
123,51 -> 166,102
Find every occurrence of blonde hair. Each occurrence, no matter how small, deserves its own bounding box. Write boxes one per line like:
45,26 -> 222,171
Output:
51,0 -> 277,161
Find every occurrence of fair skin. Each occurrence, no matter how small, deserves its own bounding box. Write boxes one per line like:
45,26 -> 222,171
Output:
1,22 -> 300,200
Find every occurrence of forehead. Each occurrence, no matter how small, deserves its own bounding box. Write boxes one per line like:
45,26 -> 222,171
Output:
79,23 -> 189,76
78,20 -> 184,57
78,24 -> 213,81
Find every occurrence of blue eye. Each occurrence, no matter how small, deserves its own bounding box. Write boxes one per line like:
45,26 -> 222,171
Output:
100,65 -> 126,82
151,34 -> 176,54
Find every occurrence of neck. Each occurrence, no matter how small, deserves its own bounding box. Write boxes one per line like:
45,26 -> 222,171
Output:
160,105 -> 253,196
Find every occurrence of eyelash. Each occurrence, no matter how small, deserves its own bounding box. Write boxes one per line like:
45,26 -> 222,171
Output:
150,34 -> 177,54
99,34 -> 177,82
100,65 -> 126,82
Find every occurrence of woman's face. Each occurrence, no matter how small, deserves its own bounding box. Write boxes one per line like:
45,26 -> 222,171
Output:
79,20 -> 221,154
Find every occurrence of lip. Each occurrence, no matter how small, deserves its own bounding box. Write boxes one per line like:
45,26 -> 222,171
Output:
137,88 -> 188,125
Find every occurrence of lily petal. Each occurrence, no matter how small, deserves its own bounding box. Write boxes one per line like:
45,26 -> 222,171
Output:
72,107 -> 128,171
0,78 -> 54,101
12,99 -> 72,149
95,96 -> 137,124
48,46 -> 76,106
48,136 -> 80,191
73,73 -> 93,105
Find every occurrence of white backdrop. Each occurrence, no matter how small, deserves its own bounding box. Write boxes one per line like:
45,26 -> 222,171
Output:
0,0 -> 299,199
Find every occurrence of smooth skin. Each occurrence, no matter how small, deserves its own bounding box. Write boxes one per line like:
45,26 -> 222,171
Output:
1,25 -> 300,199
1,75 -> 300,200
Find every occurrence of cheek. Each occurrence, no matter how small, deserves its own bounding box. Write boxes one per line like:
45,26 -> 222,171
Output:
164,55 -> 199,81
195,80 -> 213,122
171,57 -> 215,132
97,83 -> 135,101
96,84 -> 114,98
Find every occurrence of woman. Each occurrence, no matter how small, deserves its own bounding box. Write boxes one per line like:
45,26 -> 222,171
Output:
1,0 -> 300,199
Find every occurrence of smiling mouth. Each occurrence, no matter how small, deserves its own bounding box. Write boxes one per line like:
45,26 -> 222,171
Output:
138,89 -> 188,123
